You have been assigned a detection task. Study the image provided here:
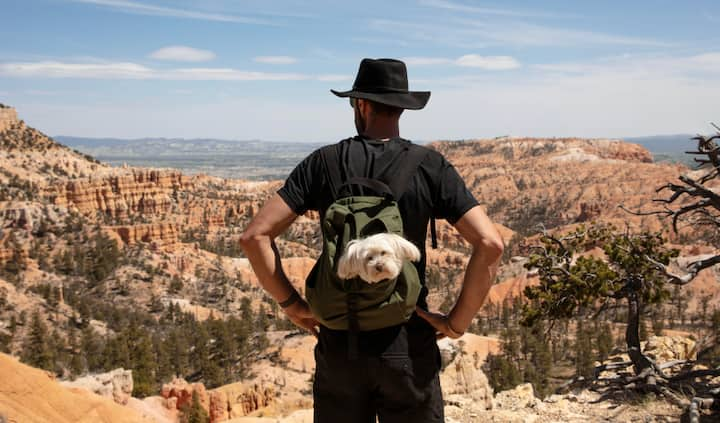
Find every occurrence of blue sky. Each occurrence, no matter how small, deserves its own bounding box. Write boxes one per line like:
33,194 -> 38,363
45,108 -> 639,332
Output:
1,0 -> 719,141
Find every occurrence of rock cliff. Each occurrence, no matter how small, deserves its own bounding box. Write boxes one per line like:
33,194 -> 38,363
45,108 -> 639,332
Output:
45,169 -> 191,218
110,222 -> 181,247
431,137 -> 684,238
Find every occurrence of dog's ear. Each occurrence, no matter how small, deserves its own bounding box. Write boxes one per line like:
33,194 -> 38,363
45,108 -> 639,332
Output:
337,240 -> 362,279
387,234 -> 421,262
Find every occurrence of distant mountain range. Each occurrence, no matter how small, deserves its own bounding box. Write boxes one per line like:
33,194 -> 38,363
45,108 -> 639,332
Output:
55,136 -> 323,180
55,134 -> 706,179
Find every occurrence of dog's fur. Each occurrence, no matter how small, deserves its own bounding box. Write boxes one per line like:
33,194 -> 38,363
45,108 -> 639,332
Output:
336,233 -> 421,283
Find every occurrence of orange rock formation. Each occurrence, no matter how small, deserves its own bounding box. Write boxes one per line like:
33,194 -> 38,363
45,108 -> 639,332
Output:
0,353 -> 154,423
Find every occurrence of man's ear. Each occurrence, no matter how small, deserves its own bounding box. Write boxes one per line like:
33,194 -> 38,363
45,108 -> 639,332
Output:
358,98 -> 372,117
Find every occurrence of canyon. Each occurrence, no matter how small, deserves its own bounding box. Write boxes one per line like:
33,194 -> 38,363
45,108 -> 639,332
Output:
0,105 -> 717,422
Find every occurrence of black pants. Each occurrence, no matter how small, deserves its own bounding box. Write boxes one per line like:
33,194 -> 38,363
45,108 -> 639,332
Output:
313,314 -> 444,423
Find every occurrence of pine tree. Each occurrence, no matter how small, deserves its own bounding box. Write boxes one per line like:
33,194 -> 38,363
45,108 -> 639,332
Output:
103,331 -> 131,371
485,353 -> 522,392
574,319 -> 594,379
81,325 -> 103,372
3,238 -> 26,285
22,312 -> 54,371
180,390 -> 209,423
154,334 -> 174,384
117,318 -> 157,397
239,298 -> 253,334
191,323 -> 221,386
525,321 -> 552,397
651,309 -> 665,336
596,322 -> 614,363
484,322 -> 523,392
131,331 -> 157,397
700,295 -> 711,326
522,226 -> 681,376
208,318 -> 238,381
169,276 -> 184,294
68,326 -> 85,377
166,328 -> 190,378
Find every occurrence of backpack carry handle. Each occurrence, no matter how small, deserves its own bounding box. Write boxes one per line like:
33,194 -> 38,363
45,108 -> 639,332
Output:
338,177 -> 395,200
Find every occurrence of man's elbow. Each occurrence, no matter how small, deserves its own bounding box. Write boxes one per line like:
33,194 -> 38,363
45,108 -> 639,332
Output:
476,236 -> 504,263
239,227 -> 269,254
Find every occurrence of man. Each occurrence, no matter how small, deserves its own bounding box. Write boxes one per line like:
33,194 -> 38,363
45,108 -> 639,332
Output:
240,58 -> 503,422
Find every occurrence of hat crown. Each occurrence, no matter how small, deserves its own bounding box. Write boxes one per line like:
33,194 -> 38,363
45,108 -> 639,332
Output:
352,58 -> 409,93
330,57 -> 430,110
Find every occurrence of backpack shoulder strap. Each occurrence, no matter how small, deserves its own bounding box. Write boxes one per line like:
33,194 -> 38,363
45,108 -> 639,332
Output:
386,142 -> 430,200
386,142 -> 438,249
319,142 -> 344,200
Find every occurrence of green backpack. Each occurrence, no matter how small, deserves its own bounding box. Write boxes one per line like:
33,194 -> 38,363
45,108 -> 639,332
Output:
305,140 -> 433,332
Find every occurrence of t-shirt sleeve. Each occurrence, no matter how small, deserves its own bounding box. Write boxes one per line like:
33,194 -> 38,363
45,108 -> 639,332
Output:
432,155 -> 479,224
277,150 -> 323,215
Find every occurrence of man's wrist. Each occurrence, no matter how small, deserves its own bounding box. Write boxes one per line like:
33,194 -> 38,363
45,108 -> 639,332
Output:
446,317 -> 464,337
279,290 -> 301,308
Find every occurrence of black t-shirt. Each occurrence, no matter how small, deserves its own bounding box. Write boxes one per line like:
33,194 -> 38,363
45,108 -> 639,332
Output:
278,136 -> 478,307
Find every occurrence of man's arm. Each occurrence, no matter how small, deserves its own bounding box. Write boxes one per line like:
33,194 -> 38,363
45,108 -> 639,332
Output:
239,194 -> 319,335
417,205 -> 504,338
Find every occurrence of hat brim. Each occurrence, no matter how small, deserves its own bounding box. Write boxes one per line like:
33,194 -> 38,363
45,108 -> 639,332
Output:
331,89 -> 430,110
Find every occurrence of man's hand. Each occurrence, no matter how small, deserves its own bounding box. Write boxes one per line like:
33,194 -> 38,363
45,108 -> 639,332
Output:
416,306 -> 464,340
284,299 -> 320,337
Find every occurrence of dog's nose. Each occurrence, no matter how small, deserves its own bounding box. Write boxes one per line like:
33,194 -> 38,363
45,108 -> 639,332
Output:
375,263 -> 384,272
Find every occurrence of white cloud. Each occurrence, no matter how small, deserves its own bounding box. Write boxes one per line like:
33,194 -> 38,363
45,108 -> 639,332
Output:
0,60 -> 349,81
165,67 -> 305,81
71,0 -> 275,25
402,55 -> 520,70
455,54 -> 519,70
149,46 -> 216,62
253,56 -> 298,65
0,61 -> 154,79
419,0 -> 573,19
370,18 -> 672,48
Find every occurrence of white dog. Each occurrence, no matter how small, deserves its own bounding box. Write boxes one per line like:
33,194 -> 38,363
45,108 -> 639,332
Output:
336,233 -> 421,283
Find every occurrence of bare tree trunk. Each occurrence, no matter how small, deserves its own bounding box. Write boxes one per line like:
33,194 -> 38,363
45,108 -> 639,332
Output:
627,292 -> 653,374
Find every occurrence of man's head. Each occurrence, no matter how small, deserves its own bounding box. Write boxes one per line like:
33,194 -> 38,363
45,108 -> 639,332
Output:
332,58 -> 430,137
351,97 -> 403,136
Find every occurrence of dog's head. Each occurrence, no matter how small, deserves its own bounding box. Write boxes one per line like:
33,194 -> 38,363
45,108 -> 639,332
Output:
336,233 -> 421,283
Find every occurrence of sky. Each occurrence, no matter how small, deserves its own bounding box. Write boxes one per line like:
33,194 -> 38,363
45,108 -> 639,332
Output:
1,0 -> 719,142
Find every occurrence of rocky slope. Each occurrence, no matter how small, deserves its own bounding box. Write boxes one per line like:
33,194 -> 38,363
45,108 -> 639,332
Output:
0,353 -> 155,422
432,137 -> 688,239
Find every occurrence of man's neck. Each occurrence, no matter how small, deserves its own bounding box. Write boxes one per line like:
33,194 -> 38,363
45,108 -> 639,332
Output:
361,124 -> 400,140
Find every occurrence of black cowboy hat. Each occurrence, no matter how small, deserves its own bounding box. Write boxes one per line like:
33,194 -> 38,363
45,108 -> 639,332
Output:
331,58 -> 430,110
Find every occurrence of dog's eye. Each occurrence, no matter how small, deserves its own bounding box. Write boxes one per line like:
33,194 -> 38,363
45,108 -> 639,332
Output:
380,251 -> 387,256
